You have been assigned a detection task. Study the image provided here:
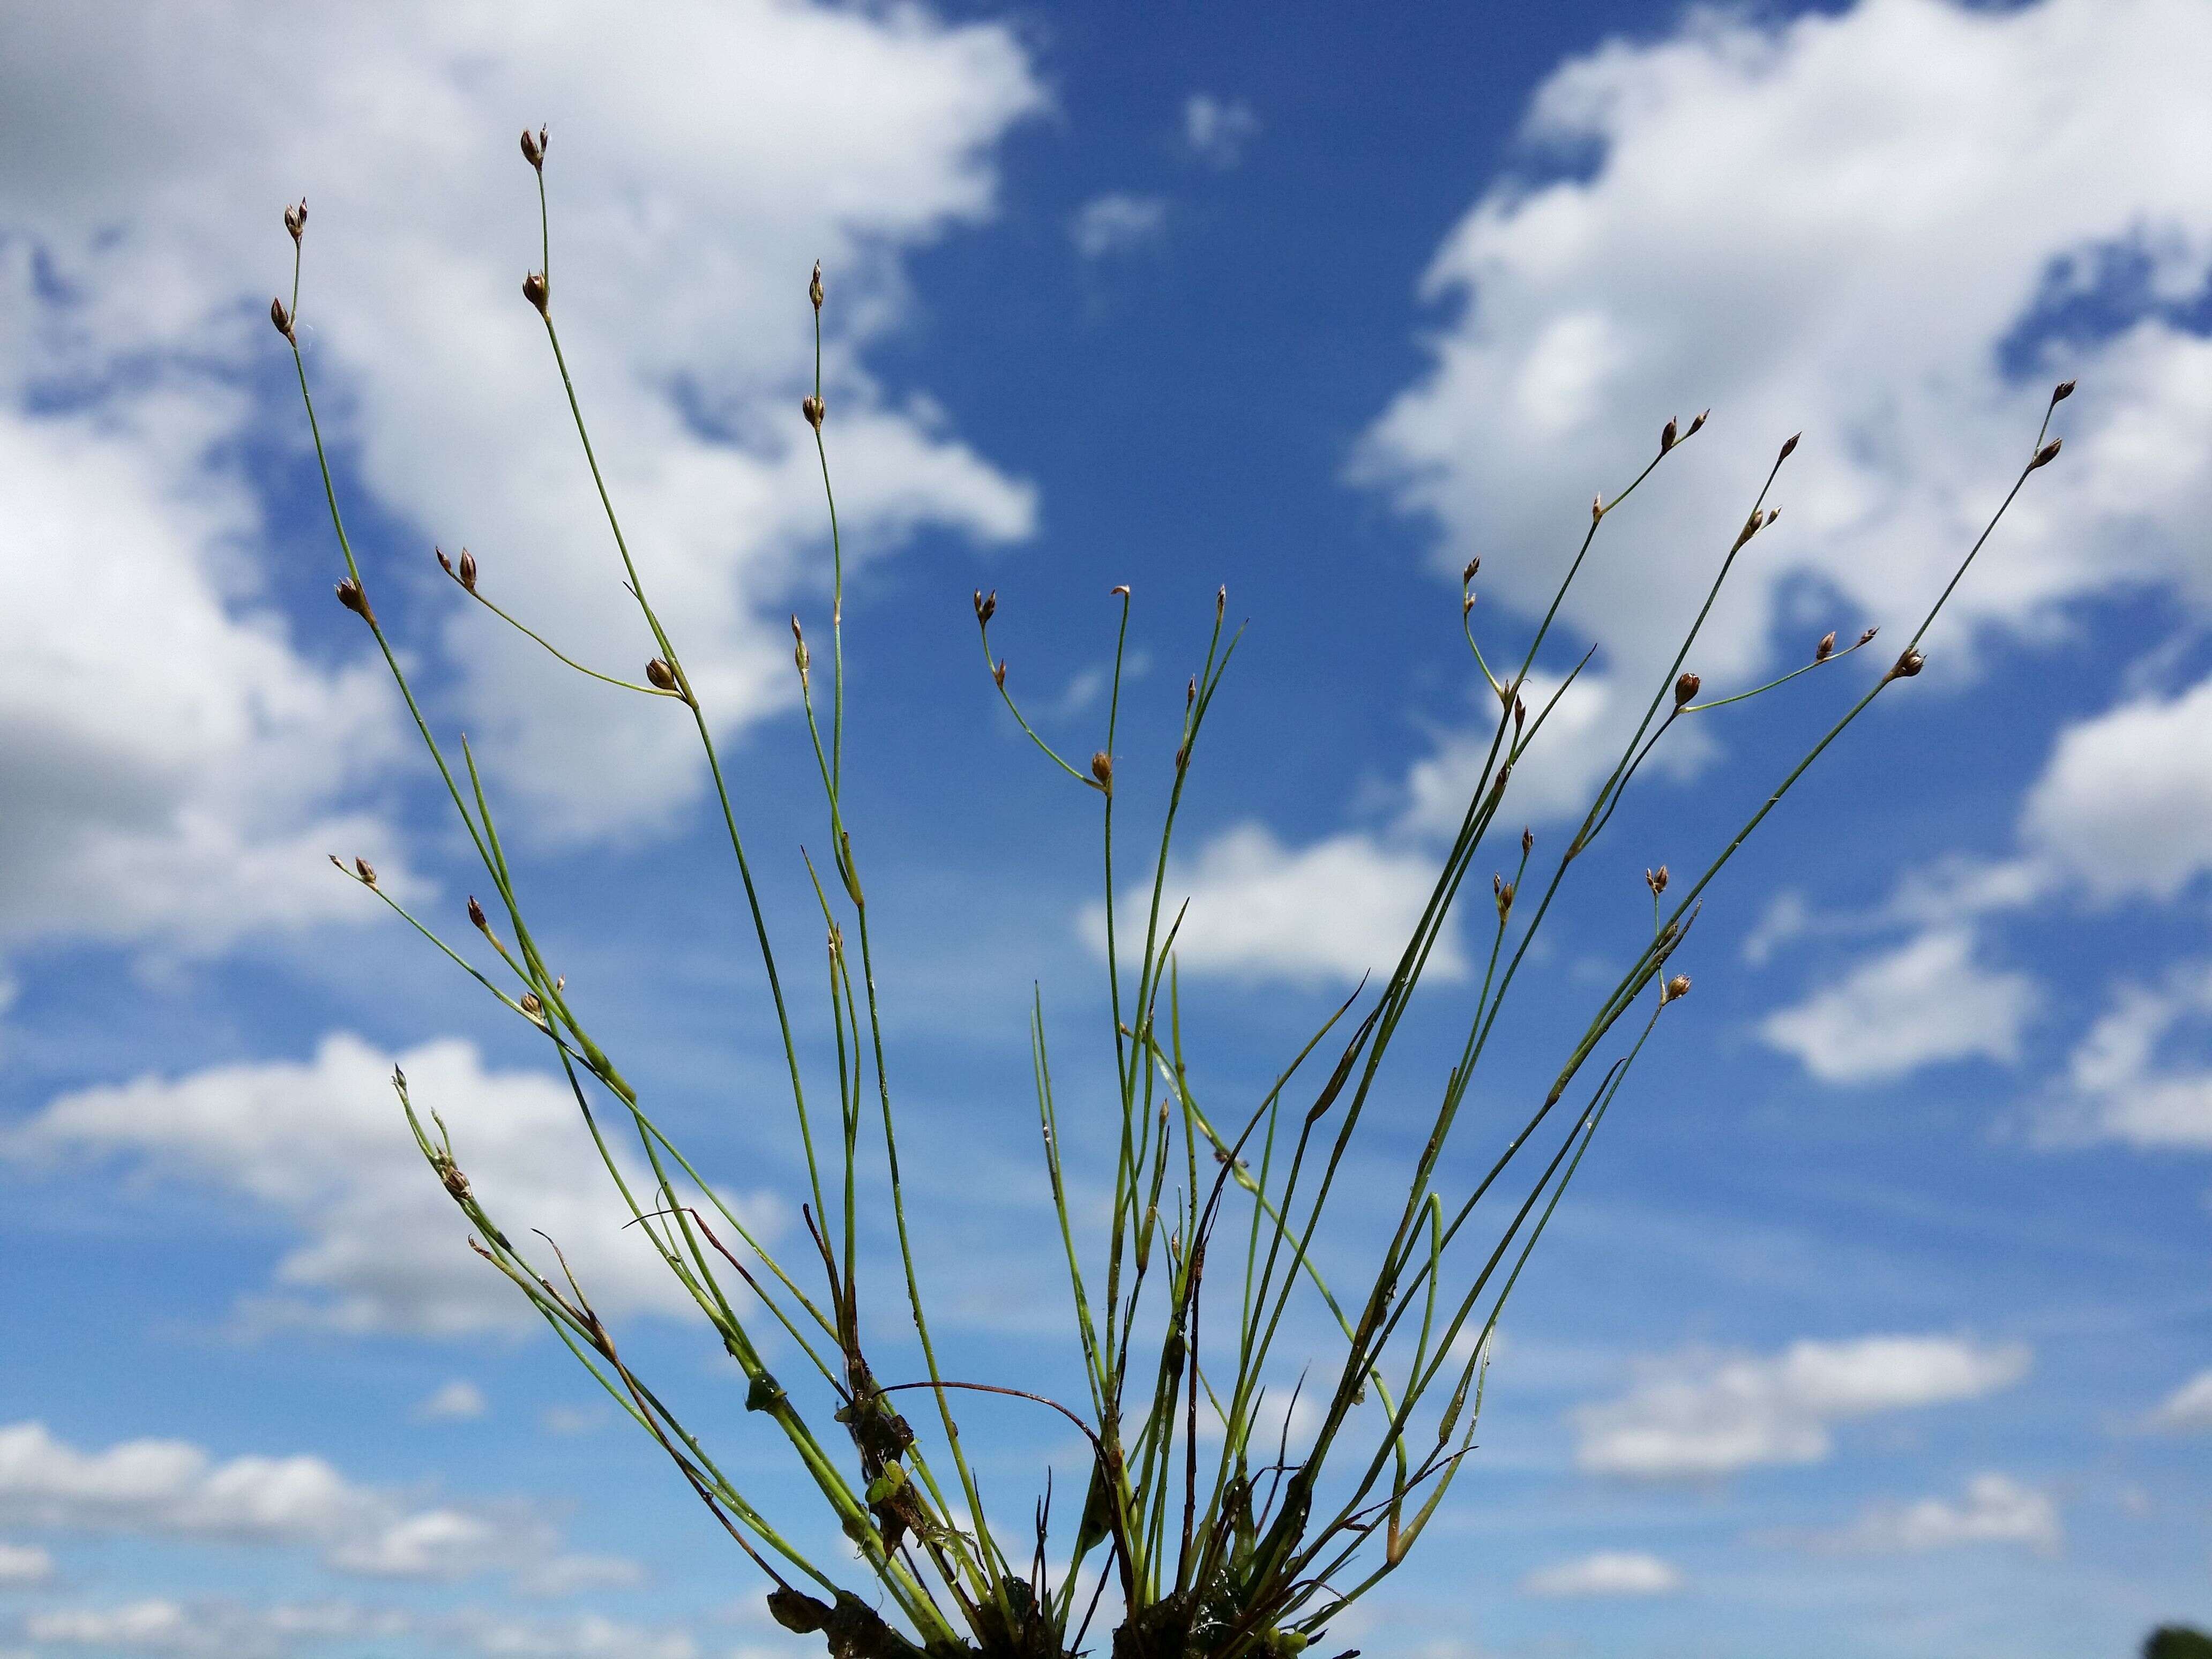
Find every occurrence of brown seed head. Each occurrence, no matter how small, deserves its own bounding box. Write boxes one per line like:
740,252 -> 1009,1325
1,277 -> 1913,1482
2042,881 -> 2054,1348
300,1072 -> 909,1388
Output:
1216,584 -> 1227,621
334,578 -> 374,624
1185,675 -> 1197,707
1463,592 -> 1477,615
1890,647 -> 1926,680
1090,750 -> 1114,793
1663,973 -> 1692,1003
1591,492 -> 1604,524
801,394 -> 824,429
1513,693 -> 1526,728
1857,626 -> 1879,646
1763,506 -> 1780,528
284,199 -> 307,242
458,548 -> 477,592
520,990 -> 544,1019
467,896 -> 489,931
1779,431 -> 1800,462
1687,409 -> 1709,436
522,271 -> 549,313
436,547 -> 454,579
791,615 -> 810,676
520,125 -> 547,170
1461,556 -> 1481,585
993,659 -> 1006,689
1815,630 -> 1836,662
355,857 -> 378,886
1521,826 -> 1534,857
2051,378 -> 2075,405
1493,875 -> 1514,920
270,296 -> 294,341
1674,670 -> 1700,707
1661,416 -> 1678,453
974,588 -> 997,626
2030,437 -> 2062,470
1646,864 -> 1669,896
646,657 -> 677,691
809,260 -> 824,312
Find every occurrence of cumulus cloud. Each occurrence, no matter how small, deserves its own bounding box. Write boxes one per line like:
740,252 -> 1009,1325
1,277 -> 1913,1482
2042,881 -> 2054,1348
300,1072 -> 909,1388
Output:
2020,672 -> 2212,902
18,1599 -> 692,1659
1183,95 -> 1260,169
0,1 -> 1040,951
4,1032 -> 775,1333
1825,1471 -> 2060,1553
0,1420 -> 619,1591
1520,1550 -> 1680,1597
415,1380 -> 488,1422
1355,0 -> 2212,828
1759,926 -> 2039,1082
1081,823 -> 1462,987
1574,1333 -> 2030,1478
2039,963 -> 2212,1149
2144,1369 -> 2212,1433
1070,193 -> 1170,260
0,1542 -> 53,1587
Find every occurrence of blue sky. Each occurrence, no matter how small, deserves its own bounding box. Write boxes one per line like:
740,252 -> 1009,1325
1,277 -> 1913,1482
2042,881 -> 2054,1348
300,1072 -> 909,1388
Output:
2,1 -> 2210,1655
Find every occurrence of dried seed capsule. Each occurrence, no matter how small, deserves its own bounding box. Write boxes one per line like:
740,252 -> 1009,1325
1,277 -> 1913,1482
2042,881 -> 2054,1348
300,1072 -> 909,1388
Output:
2051,378 -> 2075,403
1521,826 -> 1534,856
1857,626 -> 1879,646
1185,676 -> 1197,707
790,616 -> 809,677
520,125 -> 546,169
1687,409 -> 1708,435
1815,630 -> 1836,662
809,261 -> 824,311
2029,438 -> 2062,470
1661,416 -> 1678,453
519,991 -> 543,1019
457,548 -> 477,592
1646,865 -> 1669,896
467,896 -> 489,931
1663,973 -> 1692,1003
1215,585 -> 1227,621
334,577 -> 375,625
1591,493 -> 1604,524
355,857 -> 378,886
284,199 -> 307,242
1674,671 -> 1700,706
522,271 -> 549,313
645,657 -> 677,691
1090,750 -> 1114,793
1462,592 -> 1476,615
1493,874 -> 1514,920
801,395 -> 824,428
1890,647 -> 1926,680
1461,556 -> 1481,584
973,588 -> 997,625
270,297 -> 294,341
992,659 -> 1006,689
1779,431 -> 1799,461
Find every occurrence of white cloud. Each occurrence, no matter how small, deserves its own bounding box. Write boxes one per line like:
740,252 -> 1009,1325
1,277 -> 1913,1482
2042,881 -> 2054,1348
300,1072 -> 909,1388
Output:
0,1421 -> 606,1588
2042,961 -> 2212,1150
0,1543 -> 53,1587
18,1600 -> 692,1659
1828,1471 -> 2061,1553
1081,823 -> 1461,987
0,2 -> 1041,949
2145,1368 -> 2212,1433
1520,1550 -> 1680,1598
416,1380 -> 488,1422
2020,672 -> 2212,901
1356,0 -> 2212,828
1070,193 -> 1169,260
1183,95 -> 1260,169
1574,1333 -> 2030,1478
4,1032 -> 776,1333
1760,926 -> 2039,1082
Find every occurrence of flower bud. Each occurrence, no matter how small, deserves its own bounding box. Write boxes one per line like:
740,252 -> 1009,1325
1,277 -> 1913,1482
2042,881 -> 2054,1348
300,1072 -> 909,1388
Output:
355,857 -> 378,886
1779,431 -> 1799,461
1687,409 -> 1709,435
522,271 -> 549,313
1521,826 -> 1534,857
1090,750 -> 1114,793
2051,378 -> 2075,404
1674,671 -> 1700,707
1663,973 -> 1692,1003
802,395 -> 824,429
1216,585 -> 1227,621
1646,865 -> 1669,896
1889,647 -> 1926,680
1186,675 -> 1197,707
1493,874 -> 1514,921
270,297 -> 295,341
1591,493 -> 1604,524
646,657 -> 677,691
334,577 -> 375,625
2030,437 -> 2062,470
974,588 -> 997,626
521,125 -> 547,170
1661,416 -> 1678,453
468,896 -> 489,931
458,548 -> 477,592
809,260 -> 824,311
1512,693 -> 1526,728
284,199 -> 307,242
1815,630 -> 1835,663
791,615 -> 810,677
1461,556 -> 1481,585
1857,626 -> 1879,647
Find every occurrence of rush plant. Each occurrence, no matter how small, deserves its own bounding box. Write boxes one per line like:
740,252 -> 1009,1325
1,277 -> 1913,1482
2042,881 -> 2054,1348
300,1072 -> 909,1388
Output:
273,133 -> 2069,1659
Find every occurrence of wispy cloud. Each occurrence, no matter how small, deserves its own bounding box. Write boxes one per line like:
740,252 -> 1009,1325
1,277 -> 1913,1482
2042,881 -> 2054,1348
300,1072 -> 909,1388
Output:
1183,94 -> 1260,169
1070,192 -> 1169,260
1520,1550 -> 1681,1597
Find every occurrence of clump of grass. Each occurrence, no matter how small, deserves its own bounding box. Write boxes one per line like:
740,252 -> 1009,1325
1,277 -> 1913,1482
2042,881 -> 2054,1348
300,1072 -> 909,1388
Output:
275,133 -> 2068,1659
